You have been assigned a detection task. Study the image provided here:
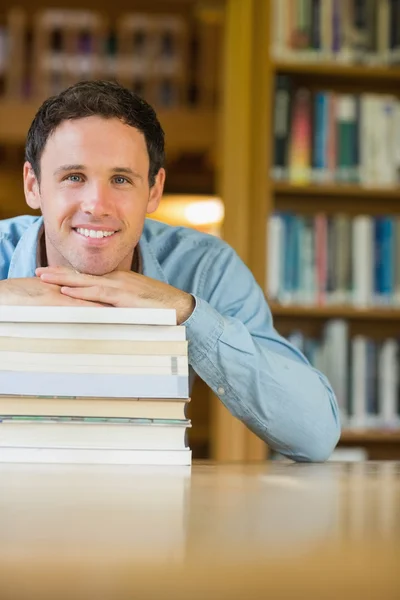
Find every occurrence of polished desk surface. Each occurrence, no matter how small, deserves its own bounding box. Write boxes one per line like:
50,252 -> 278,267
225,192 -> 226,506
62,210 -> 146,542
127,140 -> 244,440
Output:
0,461 -> 399,599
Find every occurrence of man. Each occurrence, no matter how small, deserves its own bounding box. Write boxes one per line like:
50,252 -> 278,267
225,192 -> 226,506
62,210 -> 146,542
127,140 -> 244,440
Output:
0,80 -> 340,461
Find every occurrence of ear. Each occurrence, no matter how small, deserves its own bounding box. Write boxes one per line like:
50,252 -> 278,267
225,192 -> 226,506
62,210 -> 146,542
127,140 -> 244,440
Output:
146,168 -> 166,214
23,161 -> 41,210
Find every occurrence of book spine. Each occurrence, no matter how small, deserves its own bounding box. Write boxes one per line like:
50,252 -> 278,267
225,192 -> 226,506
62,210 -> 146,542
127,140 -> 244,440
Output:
272,75 -> 292,180
336,94 -> 357,183
267,214 -> 283,300
288,87 -> 312,185
352,215 -> 373,307
350,335 -> 368,428
312,91 -> 329,183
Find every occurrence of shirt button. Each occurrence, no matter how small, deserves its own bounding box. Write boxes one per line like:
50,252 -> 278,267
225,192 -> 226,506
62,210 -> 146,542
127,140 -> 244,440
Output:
217,387 -> 225,396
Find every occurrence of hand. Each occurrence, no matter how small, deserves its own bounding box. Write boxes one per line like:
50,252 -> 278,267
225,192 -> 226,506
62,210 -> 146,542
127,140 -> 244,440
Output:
0,277 -> 103,307
36,266 -> 195,324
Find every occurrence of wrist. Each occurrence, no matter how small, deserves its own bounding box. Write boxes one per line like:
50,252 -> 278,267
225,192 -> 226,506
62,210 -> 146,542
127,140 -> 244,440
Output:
176,293 -> 195,325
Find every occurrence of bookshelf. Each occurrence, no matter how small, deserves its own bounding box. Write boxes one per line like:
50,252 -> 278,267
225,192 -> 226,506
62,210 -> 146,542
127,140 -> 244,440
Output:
222,0 -> 400,460
271,304 -> 400,321
273,183 -> 400,200
273,61 -> 400,82
0,102 -> 216,153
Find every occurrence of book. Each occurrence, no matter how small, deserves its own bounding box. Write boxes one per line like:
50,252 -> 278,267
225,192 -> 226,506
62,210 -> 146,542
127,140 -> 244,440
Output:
0,323 -> 186,341
0,418 -> 190,451
0,338 -> 188,355
0,352 -> 189,374
0,372 -> 189,398
0,395 -> 189,420
0,446 -> 192,465
0,305 -> 177,325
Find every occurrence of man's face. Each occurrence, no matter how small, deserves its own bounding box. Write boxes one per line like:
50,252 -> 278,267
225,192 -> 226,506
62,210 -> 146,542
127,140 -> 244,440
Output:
24,116 -> 165,275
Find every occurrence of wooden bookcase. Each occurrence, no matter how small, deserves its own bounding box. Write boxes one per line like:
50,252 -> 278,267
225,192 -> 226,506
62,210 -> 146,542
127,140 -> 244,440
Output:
219,0 -> 400,460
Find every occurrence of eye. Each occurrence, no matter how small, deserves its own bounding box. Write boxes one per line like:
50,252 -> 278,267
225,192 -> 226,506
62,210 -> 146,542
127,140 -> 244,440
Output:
66,174 -> 83,183
113,176 -> 130,185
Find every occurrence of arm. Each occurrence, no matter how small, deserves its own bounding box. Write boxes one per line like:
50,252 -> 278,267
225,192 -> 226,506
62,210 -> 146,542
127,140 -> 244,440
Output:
0,278 -> 103,306
183,244 -> 341,462
37,253 -> 341,462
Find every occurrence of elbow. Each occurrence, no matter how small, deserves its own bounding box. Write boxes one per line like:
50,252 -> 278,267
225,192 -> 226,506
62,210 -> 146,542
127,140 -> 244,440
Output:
295,422 -> 341,463
267,375 -> 342,463
287,390 -> 342,463
281,420 -> 341,463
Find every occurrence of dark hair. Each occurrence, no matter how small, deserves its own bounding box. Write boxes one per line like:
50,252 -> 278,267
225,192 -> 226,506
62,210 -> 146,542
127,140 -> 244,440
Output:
25,80 -> 165,187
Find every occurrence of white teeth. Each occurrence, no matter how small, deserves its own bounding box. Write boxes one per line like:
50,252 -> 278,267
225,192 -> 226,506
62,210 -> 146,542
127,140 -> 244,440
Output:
76,228 -> 115,238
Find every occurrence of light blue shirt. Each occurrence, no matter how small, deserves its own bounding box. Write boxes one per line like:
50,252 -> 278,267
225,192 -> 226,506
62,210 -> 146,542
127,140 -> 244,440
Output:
0,215 -> 341,461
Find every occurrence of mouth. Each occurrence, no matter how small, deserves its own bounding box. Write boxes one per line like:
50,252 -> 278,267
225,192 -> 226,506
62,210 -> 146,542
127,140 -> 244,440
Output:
72,227 -> 120,244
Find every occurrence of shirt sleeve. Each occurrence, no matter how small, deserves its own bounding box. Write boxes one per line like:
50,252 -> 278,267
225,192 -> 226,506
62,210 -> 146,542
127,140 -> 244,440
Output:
183,242 -> 341,462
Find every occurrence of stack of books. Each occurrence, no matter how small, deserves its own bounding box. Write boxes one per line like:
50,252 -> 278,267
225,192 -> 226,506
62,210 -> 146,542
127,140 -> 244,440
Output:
0,305 -> 191,465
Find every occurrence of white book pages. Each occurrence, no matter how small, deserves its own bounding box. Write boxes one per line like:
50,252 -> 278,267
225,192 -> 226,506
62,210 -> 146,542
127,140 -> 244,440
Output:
0,322 -> 186,341
0,305 -> 177,325
0,421 -> 190,451
0,372 -> 189,398
0,447 -> 192,466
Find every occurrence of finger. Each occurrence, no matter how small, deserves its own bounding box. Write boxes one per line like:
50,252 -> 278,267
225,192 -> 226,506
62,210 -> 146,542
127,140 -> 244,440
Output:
39,271 -> 99,287
60,285 -> 122,306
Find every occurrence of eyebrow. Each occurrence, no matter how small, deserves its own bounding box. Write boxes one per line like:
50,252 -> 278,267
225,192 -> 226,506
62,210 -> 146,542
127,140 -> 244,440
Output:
53,165 -> 143,181
110,167 -> 143,181
53,164 -> 85,176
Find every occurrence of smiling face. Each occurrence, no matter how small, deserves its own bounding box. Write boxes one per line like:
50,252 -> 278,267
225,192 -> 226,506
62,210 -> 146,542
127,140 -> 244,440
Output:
23,116 -> 165,275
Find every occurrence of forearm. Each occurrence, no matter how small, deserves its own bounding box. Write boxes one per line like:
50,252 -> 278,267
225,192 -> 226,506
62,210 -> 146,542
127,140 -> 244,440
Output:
185,297 -> 341,462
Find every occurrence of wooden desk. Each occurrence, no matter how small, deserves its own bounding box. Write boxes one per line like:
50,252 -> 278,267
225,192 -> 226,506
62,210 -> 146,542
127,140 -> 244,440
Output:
0,461 -> 399,599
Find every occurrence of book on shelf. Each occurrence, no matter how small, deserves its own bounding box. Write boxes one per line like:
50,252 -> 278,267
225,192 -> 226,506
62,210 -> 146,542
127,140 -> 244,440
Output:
286,320 -> 400,430
267,213 -> 400,307
271,0 -> 400,66
0,305 -> 191,466
272,76 -> 400,186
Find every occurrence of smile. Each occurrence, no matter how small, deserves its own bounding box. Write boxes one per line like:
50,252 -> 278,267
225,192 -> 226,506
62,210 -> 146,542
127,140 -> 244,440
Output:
74,228 -> 117,239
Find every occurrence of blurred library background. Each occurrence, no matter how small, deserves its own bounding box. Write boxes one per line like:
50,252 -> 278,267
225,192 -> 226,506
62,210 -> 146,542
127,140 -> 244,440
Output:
0,0 -> 400,462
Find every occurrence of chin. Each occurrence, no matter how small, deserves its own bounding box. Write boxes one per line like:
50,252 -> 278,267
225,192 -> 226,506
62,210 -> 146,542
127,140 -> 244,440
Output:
73,261 -> 118,276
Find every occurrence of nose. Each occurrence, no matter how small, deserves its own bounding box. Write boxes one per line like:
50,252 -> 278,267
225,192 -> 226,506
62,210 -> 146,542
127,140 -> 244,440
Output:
80,182 -> 113,217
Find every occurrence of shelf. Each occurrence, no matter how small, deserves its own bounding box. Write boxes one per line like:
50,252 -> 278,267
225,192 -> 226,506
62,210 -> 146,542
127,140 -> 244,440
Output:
0,101 -> 217,155
273,183 -> 400,200
340,430 -> 400,443
270,304 -> 400,320
273,60 -> 400,82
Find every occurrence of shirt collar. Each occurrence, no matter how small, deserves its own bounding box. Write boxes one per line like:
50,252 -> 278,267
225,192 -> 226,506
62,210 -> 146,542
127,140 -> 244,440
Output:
8,216 -> 168,284
8,216 -> 43,278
